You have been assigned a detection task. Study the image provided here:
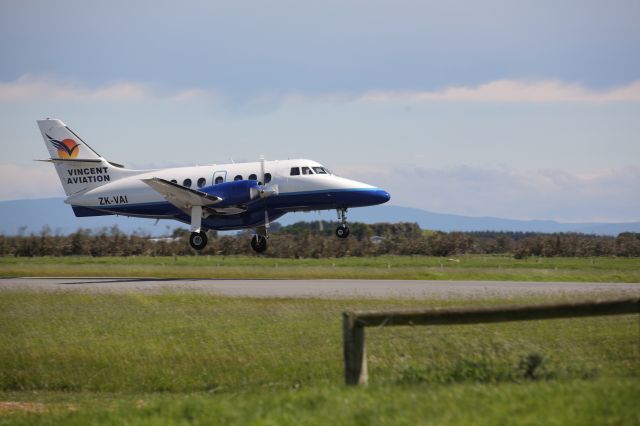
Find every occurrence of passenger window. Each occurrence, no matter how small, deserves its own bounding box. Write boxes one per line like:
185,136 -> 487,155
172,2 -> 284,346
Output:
290,167 -> 300,176
183,178 -> 192,187
170,179 -> 177,184
248,174 -> 257,181
197,177 -> 206,188
265,173 -> 272,183
234,175 -> 243,181
313,167 -> 327,174
215,176 -> 224,184
301,166 -> 313,175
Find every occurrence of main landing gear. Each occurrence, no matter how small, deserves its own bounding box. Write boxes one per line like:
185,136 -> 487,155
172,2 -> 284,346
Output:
189,205 -> 209,251
336,208 -> 350,239
250,224 -> 269,254
250,234 -> 268,253
189,231 -> 208,250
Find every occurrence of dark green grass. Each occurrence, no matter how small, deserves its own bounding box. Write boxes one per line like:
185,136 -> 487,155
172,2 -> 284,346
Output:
2,255 -> 640,281
2,380 -> 639,425
0,292 -> 638,424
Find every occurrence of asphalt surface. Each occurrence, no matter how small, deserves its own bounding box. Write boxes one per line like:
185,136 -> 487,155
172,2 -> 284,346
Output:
1,278 -> 639,299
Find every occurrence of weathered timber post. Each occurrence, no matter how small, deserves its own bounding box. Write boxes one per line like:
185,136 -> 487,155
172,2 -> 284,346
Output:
342,298 -> 640,386
343,311 -> 368,385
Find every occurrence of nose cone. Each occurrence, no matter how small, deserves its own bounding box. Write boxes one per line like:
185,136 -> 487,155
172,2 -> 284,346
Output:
328,176 -> 391,207
371,188 -> 391,205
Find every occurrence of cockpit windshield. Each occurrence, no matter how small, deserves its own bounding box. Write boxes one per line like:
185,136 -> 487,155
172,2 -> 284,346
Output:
290,165 -> 331,176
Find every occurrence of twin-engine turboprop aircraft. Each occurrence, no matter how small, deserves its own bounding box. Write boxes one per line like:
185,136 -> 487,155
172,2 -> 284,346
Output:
37,118 -> 390,253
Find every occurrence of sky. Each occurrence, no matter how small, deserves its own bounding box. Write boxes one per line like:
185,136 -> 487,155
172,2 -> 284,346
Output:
1,0 -> 639,222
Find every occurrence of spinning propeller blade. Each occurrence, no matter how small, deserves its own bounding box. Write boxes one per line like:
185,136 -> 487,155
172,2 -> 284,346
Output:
260,155 -> 270,230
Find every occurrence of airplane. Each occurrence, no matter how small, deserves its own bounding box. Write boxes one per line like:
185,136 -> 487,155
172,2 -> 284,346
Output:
37,118 -> 391,253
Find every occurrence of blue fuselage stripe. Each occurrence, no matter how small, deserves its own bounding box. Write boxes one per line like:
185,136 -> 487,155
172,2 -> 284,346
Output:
75,188 -> 390,229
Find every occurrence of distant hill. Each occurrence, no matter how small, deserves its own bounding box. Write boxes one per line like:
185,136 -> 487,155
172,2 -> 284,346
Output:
1,198 -> 639,236
318,205 -> 640,236
0,198 -> 182,236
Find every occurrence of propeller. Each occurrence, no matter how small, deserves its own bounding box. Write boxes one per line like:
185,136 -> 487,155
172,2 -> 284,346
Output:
251,155 -> 279,235
249,156 -> 278,199
260,155 -> 269,231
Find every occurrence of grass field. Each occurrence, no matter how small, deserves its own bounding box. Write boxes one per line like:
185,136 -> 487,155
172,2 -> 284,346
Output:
2,255 -> 640,282
1,292 -> 638,424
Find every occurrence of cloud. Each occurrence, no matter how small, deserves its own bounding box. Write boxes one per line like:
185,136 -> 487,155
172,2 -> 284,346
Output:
361,80 -> 640,103
0,76 -> 210,102
4,76 -> 640,105
340,164 -> 640,222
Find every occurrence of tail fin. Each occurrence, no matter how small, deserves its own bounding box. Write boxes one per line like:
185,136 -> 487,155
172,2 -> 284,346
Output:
38,118 -> 102,162
37,118 -> 140,196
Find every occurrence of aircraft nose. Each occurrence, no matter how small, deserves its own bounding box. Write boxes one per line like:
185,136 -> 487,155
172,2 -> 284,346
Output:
372,189 -> 391,205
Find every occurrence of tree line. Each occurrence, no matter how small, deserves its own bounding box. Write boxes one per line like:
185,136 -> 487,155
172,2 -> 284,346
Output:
1,221 -> 639,258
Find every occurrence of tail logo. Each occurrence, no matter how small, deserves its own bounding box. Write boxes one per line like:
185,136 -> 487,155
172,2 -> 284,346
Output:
46,134 -> 79,159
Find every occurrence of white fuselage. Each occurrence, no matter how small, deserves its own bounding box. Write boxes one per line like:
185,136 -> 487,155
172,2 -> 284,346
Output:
65,158 -> 390,230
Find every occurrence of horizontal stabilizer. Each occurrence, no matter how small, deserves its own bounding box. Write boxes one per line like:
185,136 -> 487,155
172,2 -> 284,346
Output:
36,158 -> 126,168
36,158 -> 104,164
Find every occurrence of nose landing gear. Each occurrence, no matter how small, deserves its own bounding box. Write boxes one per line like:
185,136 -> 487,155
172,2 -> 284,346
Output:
336,224 -> 350,238
336,208 -> 350,239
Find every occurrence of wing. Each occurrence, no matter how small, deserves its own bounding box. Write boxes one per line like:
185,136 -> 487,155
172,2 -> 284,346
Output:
142,177 -> 221,209
142,177 -> 248,216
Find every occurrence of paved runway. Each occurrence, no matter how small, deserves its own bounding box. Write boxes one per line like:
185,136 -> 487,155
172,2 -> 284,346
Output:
1,278 -> 639,299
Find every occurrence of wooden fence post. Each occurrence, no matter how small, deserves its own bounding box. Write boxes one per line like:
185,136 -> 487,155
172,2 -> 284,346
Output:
342,298 -> 640,386
343,311 -> 368,385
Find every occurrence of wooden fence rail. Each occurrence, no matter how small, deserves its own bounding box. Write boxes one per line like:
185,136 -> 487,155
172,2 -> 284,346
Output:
342,298 -> 640,385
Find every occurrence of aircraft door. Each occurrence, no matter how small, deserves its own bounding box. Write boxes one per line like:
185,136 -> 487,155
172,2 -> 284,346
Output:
213,170 -> 227,185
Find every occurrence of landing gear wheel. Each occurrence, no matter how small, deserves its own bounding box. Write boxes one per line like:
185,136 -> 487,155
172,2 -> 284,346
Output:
336,208 -> 349,239
251,235 -> 268,253
189,231 -> 208,250
336,224 -> 350,239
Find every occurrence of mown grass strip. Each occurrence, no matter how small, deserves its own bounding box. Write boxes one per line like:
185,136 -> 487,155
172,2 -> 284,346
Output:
2,379 -> 640,426
0,292 -> 638,425
1,255 -> 639,282
1,292 -> 637,393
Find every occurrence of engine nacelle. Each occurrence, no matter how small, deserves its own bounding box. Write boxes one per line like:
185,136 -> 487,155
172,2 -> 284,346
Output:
200,180 -> 264,207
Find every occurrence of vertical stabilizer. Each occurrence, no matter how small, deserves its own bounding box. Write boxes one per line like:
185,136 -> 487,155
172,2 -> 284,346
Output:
38,118 -> 102,161
37,118 -> 141,196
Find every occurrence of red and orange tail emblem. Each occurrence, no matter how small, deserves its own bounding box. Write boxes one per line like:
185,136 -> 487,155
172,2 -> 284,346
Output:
46,134 -> 79,158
